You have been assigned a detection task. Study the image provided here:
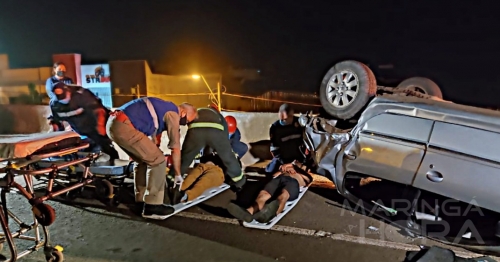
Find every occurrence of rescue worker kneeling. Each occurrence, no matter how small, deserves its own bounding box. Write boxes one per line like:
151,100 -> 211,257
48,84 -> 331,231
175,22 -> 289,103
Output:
49,82 -> 119,162
266,104 -> 305,174
225,115 -> 249,159
171,154 -> 229,204
169,107 -> 247,192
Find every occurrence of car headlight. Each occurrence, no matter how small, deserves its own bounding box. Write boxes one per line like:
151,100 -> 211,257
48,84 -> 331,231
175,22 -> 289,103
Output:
298,114 -> 308,127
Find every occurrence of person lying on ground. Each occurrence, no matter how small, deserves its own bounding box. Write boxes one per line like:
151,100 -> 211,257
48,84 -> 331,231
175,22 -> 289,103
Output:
227,160 -> 312,223
170,154 -> 228,205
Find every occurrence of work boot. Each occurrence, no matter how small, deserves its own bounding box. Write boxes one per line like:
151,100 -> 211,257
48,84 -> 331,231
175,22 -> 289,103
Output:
230,176 -> 247,192
142,204 -> 175,220
253,200 -> 280,223
227,202 -> 253,223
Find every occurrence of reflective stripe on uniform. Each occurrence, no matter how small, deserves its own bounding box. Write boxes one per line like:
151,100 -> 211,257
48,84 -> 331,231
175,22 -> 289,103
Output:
188,122 -> 224,131
270,146 -> 280,151
231,172 -> 244,182
57,108 -> 84,118
281,134 -> 302,142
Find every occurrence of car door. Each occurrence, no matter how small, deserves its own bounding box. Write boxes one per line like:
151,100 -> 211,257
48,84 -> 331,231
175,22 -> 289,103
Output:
412,121 -> 500,213
344,113 -> 433,185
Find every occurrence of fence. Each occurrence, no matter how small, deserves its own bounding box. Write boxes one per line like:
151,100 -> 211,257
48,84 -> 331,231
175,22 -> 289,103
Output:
6,85 -> 322,113
105,91 -> 321,113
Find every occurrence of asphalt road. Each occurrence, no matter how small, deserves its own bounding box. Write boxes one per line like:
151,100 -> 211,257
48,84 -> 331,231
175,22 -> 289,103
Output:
2,173 -> 497,262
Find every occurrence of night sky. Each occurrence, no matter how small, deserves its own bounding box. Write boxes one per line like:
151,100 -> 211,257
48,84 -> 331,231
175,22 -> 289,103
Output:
1,0 -> 500,107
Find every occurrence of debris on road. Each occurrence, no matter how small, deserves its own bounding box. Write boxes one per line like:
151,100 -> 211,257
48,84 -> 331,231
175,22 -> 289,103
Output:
310,174 -> 336,189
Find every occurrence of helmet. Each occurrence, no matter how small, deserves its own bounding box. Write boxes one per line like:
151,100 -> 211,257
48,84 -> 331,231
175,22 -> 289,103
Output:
165,154 -> 173,168
225,115 -> 237,135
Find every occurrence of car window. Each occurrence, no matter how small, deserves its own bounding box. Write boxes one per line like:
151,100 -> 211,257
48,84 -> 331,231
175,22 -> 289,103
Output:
429,122 -> 500,163
361,113 -> 433,143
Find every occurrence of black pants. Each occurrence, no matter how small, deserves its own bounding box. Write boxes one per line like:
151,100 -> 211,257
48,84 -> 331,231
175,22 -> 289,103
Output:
176,127 -> 241,182
84,131 -> 119,160
263,176 -> 300,201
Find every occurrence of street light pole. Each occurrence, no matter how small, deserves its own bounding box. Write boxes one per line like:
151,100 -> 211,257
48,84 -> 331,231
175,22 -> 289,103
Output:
193,74 -> 222,111
217,74 -> 222,111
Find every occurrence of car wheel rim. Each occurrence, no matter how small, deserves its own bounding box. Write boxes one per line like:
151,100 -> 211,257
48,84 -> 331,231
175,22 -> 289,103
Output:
326,70 -> 359,108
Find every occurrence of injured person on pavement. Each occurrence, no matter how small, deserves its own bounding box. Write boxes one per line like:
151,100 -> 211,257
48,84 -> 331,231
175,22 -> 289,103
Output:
227,160 -> 312,223
170,153 -> 229,204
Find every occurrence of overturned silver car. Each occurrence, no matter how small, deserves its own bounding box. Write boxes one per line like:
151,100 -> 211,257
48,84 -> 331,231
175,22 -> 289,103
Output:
301,93 -> 500,254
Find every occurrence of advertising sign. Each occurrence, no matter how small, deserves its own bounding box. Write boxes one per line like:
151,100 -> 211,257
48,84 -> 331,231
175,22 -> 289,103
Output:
80,64 -> 113,108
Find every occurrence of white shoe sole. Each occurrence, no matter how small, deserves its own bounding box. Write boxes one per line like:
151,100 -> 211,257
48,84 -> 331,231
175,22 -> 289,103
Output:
142,213 -> 170,220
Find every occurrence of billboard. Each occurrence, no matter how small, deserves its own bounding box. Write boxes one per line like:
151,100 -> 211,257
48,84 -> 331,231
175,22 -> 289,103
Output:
80,64 -> 113,108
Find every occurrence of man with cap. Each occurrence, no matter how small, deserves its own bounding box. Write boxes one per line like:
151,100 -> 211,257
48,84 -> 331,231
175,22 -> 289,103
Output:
106,97 -> 197,220
169,107 -> 247,193
225,115 -> 248,159
265,103 -> 305,174
49,82 -> 119,162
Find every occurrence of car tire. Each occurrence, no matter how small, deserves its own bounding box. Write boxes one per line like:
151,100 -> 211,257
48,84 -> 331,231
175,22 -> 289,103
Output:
319,60 -> 377,120
397,77 -> 443,99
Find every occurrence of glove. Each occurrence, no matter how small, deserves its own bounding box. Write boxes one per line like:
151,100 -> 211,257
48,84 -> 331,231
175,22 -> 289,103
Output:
174,175 -> 184,190
230,175 -> 247,192
48,120 -> 64,132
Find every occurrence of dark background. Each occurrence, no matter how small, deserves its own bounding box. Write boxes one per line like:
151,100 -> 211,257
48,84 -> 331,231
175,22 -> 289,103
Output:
0,0 -> 499,107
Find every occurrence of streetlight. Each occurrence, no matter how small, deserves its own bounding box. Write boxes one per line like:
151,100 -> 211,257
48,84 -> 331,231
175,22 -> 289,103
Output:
192,74 -> 222,111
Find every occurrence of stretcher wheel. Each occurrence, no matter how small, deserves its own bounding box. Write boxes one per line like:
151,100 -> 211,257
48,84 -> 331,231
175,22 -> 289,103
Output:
46,249 -> 64,262
109,194 -> 121,207
32,203 -> 56,227
95,179 -> 114,203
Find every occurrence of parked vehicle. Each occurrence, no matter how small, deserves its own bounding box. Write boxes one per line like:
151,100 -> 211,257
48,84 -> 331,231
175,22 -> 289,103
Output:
303,60 -> 500,255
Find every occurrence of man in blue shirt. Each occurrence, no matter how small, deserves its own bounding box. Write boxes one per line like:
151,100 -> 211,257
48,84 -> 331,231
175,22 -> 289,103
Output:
106,97 -> 197,220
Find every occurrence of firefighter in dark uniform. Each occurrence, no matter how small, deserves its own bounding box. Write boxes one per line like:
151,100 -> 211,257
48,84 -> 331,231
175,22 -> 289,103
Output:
49,82 -> 119,162
169,107 -> 247,191
265,104 -> 305,174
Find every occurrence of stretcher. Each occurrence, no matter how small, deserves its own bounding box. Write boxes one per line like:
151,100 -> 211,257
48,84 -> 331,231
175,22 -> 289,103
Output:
164,183 -> 230,219
0,131 -> 111,262
243,185 -> 309,230
35,158 -> 133,206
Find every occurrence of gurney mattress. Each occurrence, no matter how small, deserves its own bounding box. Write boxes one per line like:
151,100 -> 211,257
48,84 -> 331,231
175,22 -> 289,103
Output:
0,131 -> 82,160
37,159 -> 131,176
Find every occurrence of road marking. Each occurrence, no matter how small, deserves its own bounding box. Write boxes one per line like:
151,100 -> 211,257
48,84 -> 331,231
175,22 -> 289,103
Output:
176,212 -> 497,260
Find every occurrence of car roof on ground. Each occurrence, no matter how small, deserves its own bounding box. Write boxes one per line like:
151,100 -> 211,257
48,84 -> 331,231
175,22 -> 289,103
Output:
359,95 -> 500,133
